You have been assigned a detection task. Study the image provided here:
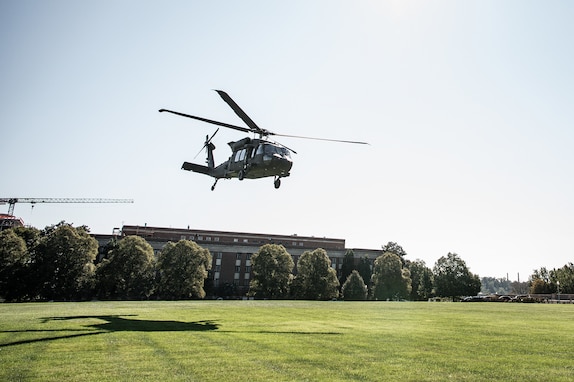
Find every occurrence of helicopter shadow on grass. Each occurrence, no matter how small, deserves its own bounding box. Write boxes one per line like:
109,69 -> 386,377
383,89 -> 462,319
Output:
0,315 -> 219,348
1,315 -> 342,348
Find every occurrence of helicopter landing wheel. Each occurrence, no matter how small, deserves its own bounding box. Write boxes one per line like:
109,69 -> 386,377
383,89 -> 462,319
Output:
238,170 -> 245,181
211,179 -> 219,191
274,177 -> 281,189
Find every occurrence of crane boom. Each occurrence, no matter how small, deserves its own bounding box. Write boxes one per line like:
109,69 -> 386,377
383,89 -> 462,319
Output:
0,198 -> 134,216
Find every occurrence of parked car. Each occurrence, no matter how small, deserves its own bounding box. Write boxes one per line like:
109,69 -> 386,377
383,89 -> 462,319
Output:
462,296 -> 485,302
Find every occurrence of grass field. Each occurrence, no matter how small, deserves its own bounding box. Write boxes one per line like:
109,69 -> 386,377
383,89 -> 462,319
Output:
1,300 -> 573,381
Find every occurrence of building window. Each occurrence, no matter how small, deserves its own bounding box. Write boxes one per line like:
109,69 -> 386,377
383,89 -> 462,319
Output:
234,273 -> 240,280
236,253 -> 242,260
206,236 -> 211,241
235,266 -> 241,272
234,238 -> 239,243
244,273 -> 250,280
214,237 -> 220,242
243,238 -> 248,243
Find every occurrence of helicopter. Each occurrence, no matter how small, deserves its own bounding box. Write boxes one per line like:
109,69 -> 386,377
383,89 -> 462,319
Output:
159,90 -> 368,190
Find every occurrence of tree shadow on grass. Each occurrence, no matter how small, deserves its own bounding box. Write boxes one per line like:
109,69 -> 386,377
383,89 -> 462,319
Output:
0,315 -> 219,348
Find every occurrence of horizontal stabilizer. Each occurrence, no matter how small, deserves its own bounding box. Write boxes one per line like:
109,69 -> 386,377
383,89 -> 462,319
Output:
182,162 -> 211,175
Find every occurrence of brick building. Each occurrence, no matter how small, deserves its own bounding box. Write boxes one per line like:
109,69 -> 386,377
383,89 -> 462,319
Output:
0,214 -> 24,231
96,225 -> 382,296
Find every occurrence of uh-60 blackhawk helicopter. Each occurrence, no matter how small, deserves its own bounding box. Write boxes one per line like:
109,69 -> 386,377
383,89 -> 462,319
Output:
159,90 -> 368,190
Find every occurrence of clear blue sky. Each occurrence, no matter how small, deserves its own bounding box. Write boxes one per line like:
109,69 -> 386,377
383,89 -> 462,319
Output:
2,1 -> 573,280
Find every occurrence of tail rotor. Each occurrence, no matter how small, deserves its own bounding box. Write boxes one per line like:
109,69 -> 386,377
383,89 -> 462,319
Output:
194,128 -> 219,160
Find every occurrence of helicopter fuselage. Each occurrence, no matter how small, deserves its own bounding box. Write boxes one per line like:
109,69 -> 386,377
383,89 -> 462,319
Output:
182,138 -> 292,187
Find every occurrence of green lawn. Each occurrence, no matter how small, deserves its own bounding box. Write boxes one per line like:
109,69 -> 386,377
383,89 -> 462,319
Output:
1,300 -> 573,381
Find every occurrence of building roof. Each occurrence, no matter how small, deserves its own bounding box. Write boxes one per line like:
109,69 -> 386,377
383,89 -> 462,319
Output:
121,225 -> 347,251
0,214 -> 25,230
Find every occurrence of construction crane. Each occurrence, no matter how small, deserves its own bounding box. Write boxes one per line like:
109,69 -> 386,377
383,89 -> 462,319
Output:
0,198 -> 134,216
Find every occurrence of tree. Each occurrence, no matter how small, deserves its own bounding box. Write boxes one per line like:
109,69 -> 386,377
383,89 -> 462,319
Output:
357,255 -> 372,289
530,278 -> 551,294
341,270 -> 367,300
433,253 -> 481,300
32,223 -> 98,300
480,277 -> 512,295
371,252 -> 411,300
248,244 -> 294,299
381,242 -> 407,265
552,263 -> 574,294
294,248 -> 339,300
0,229 -> 31,301
529,264 -> 574,295
157,240 -> 212,299
96,235 -> 156,299
510,280 -> 529,295
13,226 -> 41,252
339,250 -> 355,286
406,259 -> 434,301
529,267 -> 554,294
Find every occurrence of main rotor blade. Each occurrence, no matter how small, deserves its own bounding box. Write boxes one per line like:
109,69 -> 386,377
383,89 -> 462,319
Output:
272,132 -> 369,145
214,90 -> 267,135
159,109 -> 251,133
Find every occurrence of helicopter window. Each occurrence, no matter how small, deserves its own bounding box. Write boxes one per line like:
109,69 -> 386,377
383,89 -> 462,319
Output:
262,144 -> 290,158
264,145 -> 278,155
256,145 -> 264,155
234,149 -> 247,162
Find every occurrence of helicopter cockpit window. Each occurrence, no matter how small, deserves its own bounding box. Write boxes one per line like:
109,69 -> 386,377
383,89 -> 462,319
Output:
281,147 -> 291,159
262,144 -> 291,158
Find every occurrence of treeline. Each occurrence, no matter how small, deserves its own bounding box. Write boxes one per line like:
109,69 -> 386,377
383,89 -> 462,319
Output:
249,244 -> 482,301
480,266 -> 574,297
0,224 -> 475,302
2,223 -> 571,302
0,223 -> 210,302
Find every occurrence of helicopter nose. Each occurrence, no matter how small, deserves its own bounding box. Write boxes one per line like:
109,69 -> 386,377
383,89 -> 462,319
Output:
277,156 -> 293,172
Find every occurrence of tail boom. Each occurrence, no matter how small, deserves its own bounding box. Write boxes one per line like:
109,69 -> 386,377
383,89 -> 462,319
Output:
182,162 -> 212,175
